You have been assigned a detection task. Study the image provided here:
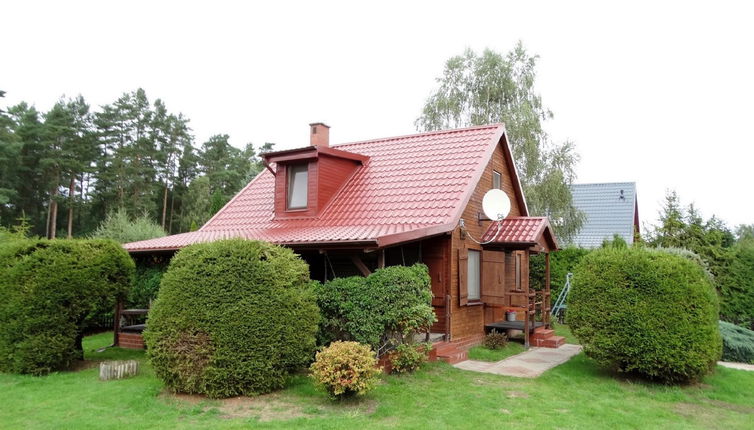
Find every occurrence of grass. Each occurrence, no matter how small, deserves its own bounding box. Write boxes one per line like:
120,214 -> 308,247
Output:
2,329 -> 754,429
468,342 -> 525,361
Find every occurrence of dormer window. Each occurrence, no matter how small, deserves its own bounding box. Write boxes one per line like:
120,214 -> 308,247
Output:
287,163 -> 308,209
263,124 -> 369,219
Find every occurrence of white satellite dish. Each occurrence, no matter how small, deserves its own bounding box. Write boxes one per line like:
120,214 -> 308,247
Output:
482,189 -> 511,221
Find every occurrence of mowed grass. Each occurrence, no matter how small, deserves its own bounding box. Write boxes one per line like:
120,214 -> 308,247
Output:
1,330 -> 753,429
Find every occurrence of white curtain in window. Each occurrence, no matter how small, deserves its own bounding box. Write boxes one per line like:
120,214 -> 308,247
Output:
288,164 -> 308,209
468,250 -> 481,300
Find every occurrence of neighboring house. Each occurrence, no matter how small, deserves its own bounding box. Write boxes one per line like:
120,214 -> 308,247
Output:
124,123 -> 562,356
569,182 -> 640,248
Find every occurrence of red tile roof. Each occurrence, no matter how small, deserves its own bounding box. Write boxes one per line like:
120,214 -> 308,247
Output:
125,124 -> 528,252
481,216 -> 558,251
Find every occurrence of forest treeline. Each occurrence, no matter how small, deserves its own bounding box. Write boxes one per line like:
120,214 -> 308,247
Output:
0,88 -> 272,238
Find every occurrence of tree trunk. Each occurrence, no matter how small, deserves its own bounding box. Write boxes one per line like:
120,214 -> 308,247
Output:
161,182 -> 168,229
168,187 -> 176,234
45,199 -> 52,239
67,176 -> 75,239
49,195 -> 58,239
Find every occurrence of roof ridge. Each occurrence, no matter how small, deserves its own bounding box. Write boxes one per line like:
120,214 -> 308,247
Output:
572,181 -> 636,186
334,123 -> 503,148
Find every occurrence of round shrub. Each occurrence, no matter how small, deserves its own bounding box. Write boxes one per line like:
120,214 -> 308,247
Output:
310,341 -> 380,398
144,239 -> 319,398
569,247 -> 722,384
0,239 -> 134,375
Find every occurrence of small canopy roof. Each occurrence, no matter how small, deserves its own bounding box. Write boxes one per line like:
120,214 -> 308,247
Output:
481,216 -> 558,253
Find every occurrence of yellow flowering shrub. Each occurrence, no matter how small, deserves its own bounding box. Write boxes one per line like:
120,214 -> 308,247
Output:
310,341 -> 381,399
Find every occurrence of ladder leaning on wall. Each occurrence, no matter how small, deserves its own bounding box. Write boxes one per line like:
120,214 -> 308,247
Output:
550,272 -> 573,324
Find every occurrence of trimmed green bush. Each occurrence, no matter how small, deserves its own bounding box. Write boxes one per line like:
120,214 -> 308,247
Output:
719,320 -> 754,364
569,247 -> 721,384
144,239 -> 319,398
313,264 -> 435,356
0,239 -> 134,375
389,343 -> 430,374
718,243 -> 754,330
310,341 -> 380,399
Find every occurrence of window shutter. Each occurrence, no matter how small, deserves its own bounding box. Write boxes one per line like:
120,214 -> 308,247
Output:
458,248 -> 468,306
481,250 -> 506,305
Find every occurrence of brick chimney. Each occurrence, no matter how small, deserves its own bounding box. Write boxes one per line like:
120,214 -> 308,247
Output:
309,122 -> 330,147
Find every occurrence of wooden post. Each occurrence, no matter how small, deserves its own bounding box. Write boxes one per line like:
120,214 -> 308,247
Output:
113,298 -> 122,347
350,255 -> 372,277
377,249 -> 385,269
545,252 -> 551,329
524,251 -> 530,349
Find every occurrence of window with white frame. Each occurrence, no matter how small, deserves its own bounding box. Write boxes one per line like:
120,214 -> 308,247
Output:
467,249 -> 481,301
287,163 -> 308,209
493,170 -> 502,190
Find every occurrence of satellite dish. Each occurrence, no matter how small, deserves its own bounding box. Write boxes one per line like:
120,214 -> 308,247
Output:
482,189 -> 511,221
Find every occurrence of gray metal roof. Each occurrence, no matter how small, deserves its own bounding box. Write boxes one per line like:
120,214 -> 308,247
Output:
568,182 -> 638,248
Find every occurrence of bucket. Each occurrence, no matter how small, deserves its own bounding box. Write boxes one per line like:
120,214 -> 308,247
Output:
505,310 -> 517,322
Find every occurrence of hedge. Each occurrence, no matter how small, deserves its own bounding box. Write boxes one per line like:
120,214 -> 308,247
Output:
0,239 -> 134,375
313,264 -> 435,356
144,239 -> 319,398
569,247 -> 721,384
719,320 -> 754,364
718,243 -> 754,330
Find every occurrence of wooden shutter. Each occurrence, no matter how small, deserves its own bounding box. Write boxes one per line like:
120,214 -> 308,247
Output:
481,250 -> 506,305
458,247 -> 468,306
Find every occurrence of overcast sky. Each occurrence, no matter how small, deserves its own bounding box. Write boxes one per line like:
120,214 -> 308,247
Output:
3,1 -> 753,230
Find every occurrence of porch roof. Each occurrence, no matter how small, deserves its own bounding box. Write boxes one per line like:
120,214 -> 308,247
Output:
481,216 -> 559,252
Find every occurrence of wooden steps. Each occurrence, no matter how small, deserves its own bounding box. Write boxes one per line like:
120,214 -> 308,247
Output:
531,327 -> 565,348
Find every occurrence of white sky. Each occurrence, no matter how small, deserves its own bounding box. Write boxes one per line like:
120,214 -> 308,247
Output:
3,0 -> 753,230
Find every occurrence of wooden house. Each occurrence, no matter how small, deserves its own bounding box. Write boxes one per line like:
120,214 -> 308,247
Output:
124,123 -> 562,359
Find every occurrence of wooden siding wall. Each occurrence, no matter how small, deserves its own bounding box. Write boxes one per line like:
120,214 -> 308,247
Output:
317,155 -> 360,211
274,156 -> 360,219
448,139 -> 525,341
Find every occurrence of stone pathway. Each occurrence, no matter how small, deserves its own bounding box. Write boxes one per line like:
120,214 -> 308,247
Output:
454,344 -> 582,377
718,361 -> 754,371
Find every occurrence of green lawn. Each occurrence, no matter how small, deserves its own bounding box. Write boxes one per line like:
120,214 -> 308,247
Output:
2,330 -> 753,429
468,342 -> 525,361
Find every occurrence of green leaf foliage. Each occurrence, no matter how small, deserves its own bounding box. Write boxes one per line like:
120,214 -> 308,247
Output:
415,44 -> 584,241
129,260 -> 168,308
717,242 -> 754,330
144,239 -> 319,398
719,321 -> 754,364
90,209 -> 166,244
313,264 -> 436,356
530,246 -> 590,297
309,341 -> 380,399
0,239 -> 134,375
569,247 -> 721,384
